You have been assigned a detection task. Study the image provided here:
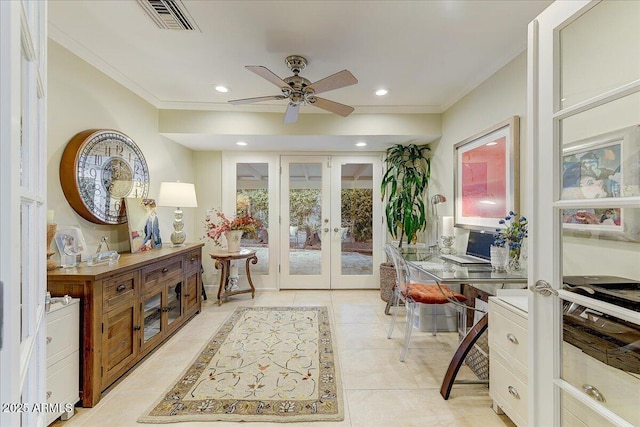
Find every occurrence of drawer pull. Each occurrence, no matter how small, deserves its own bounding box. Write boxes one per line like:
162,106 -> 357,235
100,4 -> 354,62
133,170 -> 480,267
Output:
116,284 -> 126,292
582,384 -> 606,402
46,391 -> 52,399
506,333 -> 519,344
190,257 -> 196,263
133,326 -> 141,331
507,385 -> 520,399
46,336 -> 52,344
162,267 -> 169,273
184,293 -> 191,297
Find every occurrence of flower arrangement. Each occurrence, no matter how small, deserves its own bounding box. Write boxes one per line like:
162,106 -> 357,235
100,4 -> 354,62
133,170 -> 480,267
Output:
493,211 -> 528,268
204,209 -> 261,246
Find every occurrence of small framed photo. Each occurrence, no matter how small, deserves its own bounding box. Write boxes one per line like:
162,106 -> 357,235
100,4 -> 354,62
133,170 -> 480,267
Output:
54,226 -> 89,262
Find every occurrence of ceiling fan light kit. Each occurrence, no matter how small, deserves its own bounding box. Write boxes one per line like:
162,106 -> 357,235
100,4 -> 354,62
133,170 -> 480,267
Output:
228,55 -> 358,124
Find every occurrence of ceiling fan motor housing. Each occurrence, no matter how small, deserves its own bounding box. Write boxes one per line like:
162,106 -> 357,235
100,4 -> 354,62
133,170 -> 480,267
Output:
285,55 -> 307,74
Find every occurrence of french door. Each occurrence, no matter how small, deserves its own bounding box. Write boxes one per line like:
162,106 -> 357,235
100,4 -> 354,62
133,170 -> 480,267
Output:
279,155 -> 382,289
529,1 -> 640,425
0,1 -> 48,426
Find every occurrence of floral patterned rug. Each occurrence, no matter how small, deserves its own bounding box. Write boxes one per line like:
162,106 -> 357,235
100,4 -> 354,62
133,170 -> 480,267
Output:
138,306 -> 343,423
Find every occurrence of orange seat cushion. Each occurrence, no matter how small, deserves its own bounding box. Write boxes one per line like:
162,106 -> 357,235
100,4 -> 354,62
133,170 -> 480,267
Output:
404,283 -> 467,305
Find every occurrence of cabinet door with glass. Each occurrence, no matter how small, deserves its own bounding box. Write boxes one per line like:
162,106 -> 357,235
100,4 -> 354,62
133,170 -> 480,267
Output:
529,1 -> 640,426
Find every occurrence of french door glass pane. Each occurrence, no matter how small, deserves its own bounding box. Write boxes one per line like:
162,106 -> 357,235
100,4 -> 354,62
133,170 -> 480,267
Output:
560,1 -> 640,109
560,92 -> 640,202
289,163 -> 322,275
236,163 -> 269,275
341,163 -> 373,275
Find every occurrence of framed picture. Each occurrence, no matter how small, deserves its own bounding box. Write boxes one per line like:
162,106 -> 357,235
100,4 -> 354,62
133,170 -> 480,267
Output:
561,125 -> 640,242
54,226 -> 89,261
126,198 -> 162,253
454,116 -> 520,230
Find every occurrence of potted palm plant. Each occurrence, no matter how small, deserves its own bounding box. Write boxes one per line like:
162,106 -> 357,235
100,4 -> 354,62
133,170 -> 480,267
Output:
381,143 -> 431,248
379,143 -> 431,303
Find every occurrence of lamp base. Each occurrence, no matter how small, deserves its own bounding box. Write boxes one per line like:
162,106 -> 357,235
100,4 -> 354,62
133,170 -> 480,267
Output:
440,235 -> 456,255
170,208 -> 187,247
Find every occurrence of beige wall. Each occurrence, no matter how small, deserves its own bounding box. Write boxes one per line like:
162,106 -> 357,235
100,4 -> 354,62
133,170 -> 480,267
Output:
47,41 -> 198,259
435,49 -> 638,277
432,52 -> 528,253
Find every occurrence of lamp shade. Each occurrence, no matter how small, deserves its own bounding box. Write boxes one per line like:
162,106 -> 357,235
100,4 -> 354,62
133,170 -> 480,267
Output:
158,182 -> 198,208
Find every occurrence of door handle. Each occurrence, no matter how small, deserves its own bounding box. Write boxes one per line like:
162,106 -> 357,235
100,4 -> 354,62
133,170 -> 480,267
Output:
529,280 -> 558,297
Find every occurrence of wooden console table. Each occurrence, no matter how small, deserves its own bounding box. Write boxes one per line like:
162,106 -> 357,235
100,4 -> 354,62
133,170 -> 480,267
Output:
210,249 -> 257,305
47,243 -> 203,407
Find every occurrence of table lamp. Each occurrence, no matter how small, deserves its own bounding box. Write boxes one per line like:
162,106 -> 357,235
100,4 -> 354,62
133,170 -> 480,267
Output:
158,181 -> 198,247
429,194 -> 447,253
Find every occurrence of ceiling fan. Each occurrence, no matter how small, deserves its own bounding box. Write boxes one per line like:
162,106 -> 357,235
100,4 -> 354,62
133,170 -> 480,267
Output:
228,55 -> 358,124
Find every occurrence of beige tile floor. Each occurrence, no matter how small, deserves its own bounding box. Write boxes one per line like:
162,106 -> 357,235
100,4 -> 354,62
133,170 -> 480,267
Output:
53,290 -> 515,427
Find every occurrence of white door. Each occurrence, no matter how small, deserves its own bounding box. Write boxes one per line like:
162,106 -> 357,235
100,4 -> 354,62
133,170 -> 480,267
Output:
0,1 -> 48,426
221,153 -> 280,290
528,1 -> 640,426
280,155 -> 382,289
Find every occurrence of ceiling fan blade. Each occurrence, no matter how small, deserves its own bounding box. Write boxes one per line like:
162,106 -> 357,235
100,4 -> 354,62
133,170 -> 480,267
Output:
283,103 -> 300,124
246,66 -> 290,89
228,95 -> 286,105
308,97 -> 355,117
307,70 -> 358,95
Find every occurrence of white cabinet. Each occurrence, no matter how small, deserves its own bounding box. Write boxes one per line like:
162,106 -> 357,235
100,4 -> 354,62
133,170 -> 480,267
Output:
46,299 -> 80,425
489,295 -> 528,427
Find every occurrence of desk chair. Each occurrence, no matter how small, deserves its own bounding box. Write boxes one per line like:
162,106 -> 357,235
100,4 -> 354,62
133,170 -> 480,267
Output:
385,244 -> 467,362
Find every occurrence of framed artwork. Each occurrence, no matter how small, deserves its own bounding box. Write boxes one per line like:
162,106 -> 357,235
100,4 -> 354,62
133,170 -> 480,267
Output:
454,116 -> 520,230
561,125 -> 640,242
126,198 -> 162,253
54,226 -> 89,261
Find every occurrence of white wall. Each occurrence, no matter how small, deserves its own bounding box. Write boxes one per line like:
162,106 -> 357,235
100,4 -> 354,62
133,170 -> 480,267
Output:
47,41 -> 198,258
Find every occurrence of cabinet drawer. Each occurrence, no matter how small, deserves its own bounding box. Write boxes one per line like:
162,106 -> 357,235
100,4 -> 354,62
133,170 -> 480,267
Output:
141,258 -> 183,292
489,299 -> 528,375
47,300 -> 80,367
184,249 -> 201,273
490,351 -> 528,427
103,272 -> 137,312
563,342 -> 640,426
46,350 -> 80,425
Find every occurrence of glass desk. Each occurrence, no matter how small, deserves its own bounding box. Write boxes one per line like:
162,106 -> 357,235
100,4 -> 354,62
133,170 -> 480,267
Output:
404,252 -> 528,399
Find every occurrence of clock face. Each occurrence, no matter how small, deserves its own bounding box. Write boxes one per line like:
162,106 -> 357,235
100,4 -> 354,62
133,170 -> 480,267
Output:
61,130 -> 150,225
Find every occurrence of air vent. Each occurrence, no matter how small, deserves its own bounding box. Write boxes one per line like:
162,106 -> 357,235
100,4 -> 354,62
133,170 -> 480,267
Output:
137,0 -> 200,31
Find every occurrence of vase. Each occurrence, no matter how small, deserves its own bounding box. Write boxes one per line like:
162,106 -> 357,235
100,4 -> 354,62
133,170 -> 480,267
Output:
490,246 -> 509,272
508,239 -> 523,271
224,230 -> 243,253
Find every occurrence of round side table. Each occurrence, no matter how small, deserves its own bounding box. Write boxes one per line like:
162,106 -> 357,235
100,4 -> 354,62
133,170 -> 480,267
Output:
210,248 -> 257,305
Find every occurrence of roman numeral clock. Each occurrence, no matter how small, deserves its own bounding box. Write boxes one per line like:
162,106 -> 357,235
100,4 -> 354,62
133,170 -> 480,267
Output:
60,129 -> 150,225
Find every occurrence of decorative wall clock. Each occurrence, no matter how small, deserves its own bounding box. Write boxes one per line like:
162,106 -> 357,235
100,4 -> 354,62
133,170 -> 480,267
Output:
60,129 -> 150,225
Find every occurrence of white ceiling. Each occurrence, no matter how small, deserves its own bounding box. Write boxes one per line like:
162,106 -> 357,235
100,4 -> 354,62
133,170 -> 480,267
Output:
48,0 -> 553,151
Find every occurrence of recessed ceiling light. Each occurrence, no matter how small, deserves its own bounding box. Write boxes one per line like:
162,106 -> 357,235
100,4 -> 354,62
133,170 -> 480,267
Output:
375,89 -> 388,96
215,85 -> 230,93
356,142 -> 367,147
236,141 -> 247,146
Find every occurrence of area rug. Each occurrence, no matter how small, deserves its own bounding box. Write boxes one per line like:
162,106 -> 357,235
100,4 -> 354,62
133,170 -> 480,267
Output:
138,306 -> 343,423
